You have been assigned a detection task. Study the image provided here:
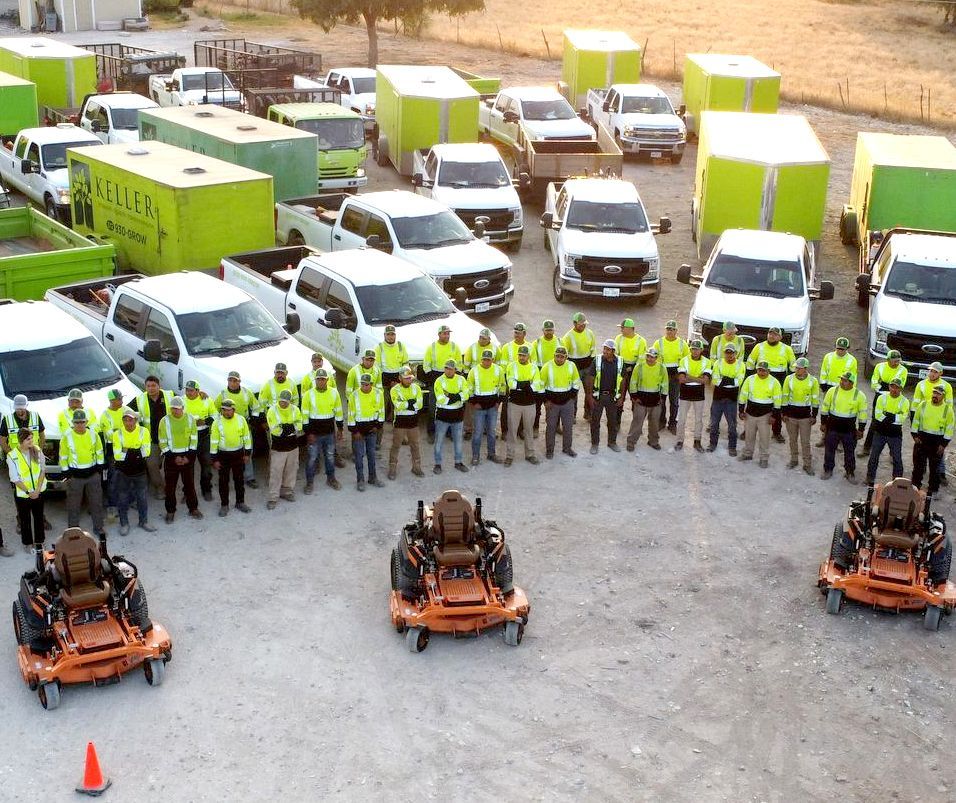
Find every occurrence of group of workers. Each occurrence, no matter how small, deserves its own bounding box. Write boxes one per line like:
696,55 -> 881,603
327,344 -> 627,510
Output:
0,314 -> 952,557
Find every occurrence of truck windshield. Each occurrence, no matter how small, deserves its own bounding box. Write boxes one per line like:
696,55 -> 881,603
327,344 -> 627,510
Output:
0,337 -> 122,400
351,77 -> 375,94
884,261 -> 956,304
109,108 -> 142,130
392,212 -> 474,249
620,96 -> 673,115
355,276 -> 455,325
177,301 -> 286,356
566,201 -> 648,234
521,99 -> 576,121
706,255 -> 806,298
182,73 -> 235,91
42,140 -> 101,170
296,118 -> 365,150
437,160 -> 510,188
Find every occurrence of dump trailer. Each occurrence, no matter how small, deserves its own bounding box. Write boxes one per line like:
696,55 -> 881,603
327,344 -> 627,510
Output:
138,104 -> 317,201
0,71 -> 38,139
693,112 -> 830,259
0,38 -> 97,110
682,54 -> 780,135
840,133 -> 956,257
79,43 -> 186,96
194,38 -> 322,87
66,141 -> 275,275
0,205 -> 115,300
375,65 -> 480,176
450,67 -> 501,97
562,29 -> 642,109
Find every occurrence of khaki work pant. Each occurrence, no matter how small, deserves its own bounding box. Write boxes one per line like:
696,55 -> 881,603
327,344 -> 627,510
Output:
268,447 -> 298,502
506,402 -> 536,460
627,402 -> 660,448
785,416 -> 813,468
676,399 -> 705,443
742,413 -> 771,460
389,426 -> 422,472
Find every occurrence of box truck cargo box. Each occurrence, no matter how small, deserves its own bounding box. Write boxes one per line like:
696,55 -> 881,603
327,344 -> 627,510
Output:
683,54 -> 779,134
138,104 -> 317,201
67,141 -> 274,275
375,65 -> 479,176
0,71 -> 39,138
562,29 -> 642,109
0,38 -> 97,109
693,112 -> 829,258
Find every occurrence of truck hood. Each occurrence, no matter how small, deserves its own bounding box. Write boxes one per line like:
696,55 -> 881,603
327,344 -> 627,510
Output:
618,112 -> 684,131
193,338 -> 314,393
401,241 -> 512,278
46,167 -> 69,192
692,285 -> 810,331
381,312 -> 499,363
352,93 -> 376,114
110,129 -> 140,144
874,296 -> 956,338
561,228 -> 658,259
432,185 -> 521,211
183,91 -> 242,105
522,118 -> 595,140
26,380 -> 140,441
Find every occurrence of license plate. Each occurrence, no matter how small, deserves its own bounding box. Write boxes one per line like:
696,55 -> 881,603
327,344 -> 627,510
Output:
475,301 -> 491,313
650,150 -> 663,159
481,235 -> 491,243
919,369 -> 929,379
602,288 -> 621,298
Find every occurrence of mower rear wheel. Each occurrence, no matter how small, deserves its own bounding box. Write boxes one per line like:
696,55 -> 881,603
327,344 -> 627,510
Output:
12,601 -> 43,648
144,657 -> 165,686
825,587 -> 844,615
493,544 -> 514,595
390,548 -> 400,591
38,681 -> 60,710
928,536 -> 952,585
406,626 -> 429,653
830,523 -> 853,571
504,620 -> 523,646
130,583 -> 152,634
924,605 -> 942,632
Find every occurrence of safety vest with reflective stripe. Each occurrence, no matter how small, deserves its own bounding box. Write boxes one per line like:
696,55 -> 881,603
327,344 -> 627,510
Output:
821,386 -> 868,425
871,361 -> 908,392
652,336 -> 689,368
3,411 -> 40,450
468,362 -> 506,397
98,406 -> 125,441
463,341 -> 493,371
912,400 -> 955,439
59,427 -> 104,470
215,386 -> 260,419
540,360 -> 581,392
112,424 -> 151,461
629,361 -> 668,395
183,395 -> 214,431
913,378 -> 953,406
423,340 -> 462,374
390,382 -> 423,418
590,356 -> 623,397
10,448 -> 45,497
259,378 -> 299,409
561,328 -> 595,360
300,370 -> 337,395
375,340 -> 408,373
532,336 -> 562,368
782,373 -> 821,409
747,341 -> 796,374
301,387 -> 343,422
159,413 -> 198,454
433,374 -> 469,410
614,333 -> 647,365
347,387 -> 385,424
346,362 -> 383,395
709,334 -> 746,362
678,355 -> 712,379
58,406 -> 98,435
210,414 -> 252,453
819,351 -> 858,386
135,390 -> 173,428
739,374 -> 782,408
266,403 -> 303,436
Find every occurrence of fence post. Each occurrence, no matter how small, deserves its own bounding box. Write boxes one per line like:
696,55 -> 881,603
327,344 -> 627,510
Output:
541,29 -> 551,59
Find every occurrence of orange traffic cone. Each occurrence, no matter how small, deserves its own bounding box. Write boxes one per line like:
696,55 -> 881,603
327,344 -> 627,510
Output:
76,741 -> 111,796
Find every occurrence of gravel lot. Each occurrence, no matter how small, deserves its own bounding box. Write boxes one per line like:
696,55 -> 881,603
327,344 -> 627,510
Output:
0,20 -> 953,802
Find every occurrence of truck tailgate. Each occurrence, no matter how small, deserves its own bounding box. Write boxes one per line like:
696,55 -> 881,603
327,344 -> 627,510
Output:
525,122 -> 623,181
220,256 -> 289,322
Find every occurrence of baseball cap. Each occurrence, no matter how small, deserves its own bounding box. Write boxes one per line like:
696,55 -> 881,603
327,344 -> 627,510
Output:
121,407 -> 137,419
478,327 -> 491,339
443,359 -> 457,369
621,318 -> 635,328
646,348 -> 659,357
932,385 -> 945,396
756,360 -> 770,370
889,377 -> 903,388
723,344 -> 737,354
554,346 -> 568,355
106,389 -> 122,401
185,380 -> 200,391
13,394 -> 27,409
517,345 -> 530,356
274,362 -> 288,372
768,326 -> 782,335
840,371 -> 856,383
311,352 -> 323,360
384,324 -> 396,334
835,337 -> 850,349
481,349 -> 494,360
359,373 -> 373,384
690,339 -> 704,350
542,319 -> 555,330
572,312 -> 587,324
363,349 -> 376,359
887,350 -> 901,360
928,361 -> 944,373
602,339 -> 616,350
794,357 -> 810,369
438,325 -> 452,334
68,388 -> 83,400
400,366 -> 414,378
220,398 -> 235,409
665,319 -> 678,329
315,369 -> 329,379
72,409 -> 88,423
227,370 -> 241,380
278,389 -> 293,402
170,395 -> 185,409
513,322 -> 527,333
723,321 -> 737,332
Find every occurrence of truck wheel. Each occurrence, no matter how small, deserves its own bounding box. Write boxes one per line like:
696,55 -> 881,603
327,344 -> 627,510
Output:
44,196 -> 57,221
856,287 -> 868,308
375,136 -> 389,167
552,266 -> 567,303
839,206 -> 858,246
287,230 -> 306,247
670,153 -> 684,165
640,284 -> 661,306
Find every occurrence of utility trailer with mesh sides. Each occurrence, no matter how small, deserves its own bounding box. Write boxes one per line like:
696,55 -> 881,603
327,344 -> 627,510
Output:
194,39 -> 322,89
79,43 -> 186,96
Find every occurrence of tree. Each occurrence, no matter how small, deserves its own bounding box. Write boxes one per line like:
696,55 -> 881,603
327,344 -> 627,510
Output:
291,0 -> 484,68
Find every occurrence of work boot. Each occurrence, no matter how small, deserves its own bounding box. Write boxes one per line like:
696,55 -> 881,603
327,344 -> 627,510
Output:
219,506 -> 229,517
706,444 -> 717,453
455,463 -> 469,473
188,510 -> 204,520
267,500 -> 278,509
563,448 -> 577,458
202,489 -> 213,502
738,453 -> 752,462
815,438 -> 825,448
464,430 -> 472,441
607,444 -> 620,453
327,477 -> 342,490
371,477 -> 386,488
674,441 -> 683,451
236,502 -> 251,513
357,481 -> 366,492
164,512 -> 174,524
546,450 -> 554,459
387,470 -> 397,481
821,470 -> 833,480
667,424 -> 677,435
140,521 -> 158,532
805,465 -> 816,476
488,455 -> 502,464
433,465 -> 442,474
626,442 -> 635,452
590,445 -> 599,455
334,454 -> 346,469
649,443 -> 661,451
728,448 -> 737,457
527,455 -> 540,464
759,458 -> 768,469
119,524 -> 130,537
845,472 -> 858,485
411,468 -> 425,478
772,433 -> 785,444
246,479 -> 258,489
471,456 -> 480,467
304,482 -> 314,495
504,457 -> 513,466
693,441 -> 703,452
280,492 -> 295,502
787,459 -> 798,469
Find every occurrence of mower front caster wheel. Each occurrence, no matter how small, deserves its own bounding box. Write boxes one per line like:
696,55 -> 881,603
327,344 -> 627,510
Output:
144,658 -> 165,686
406,626 -> 429,653
39,681 -> 60,710
825,588 -> 844,615
924,605 -> 942,632
504,620 -> 524,646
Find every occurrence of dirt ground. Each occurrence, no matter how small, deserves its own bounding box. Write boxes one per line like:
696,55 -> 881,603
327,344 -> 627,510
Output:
0,21 -> 954,802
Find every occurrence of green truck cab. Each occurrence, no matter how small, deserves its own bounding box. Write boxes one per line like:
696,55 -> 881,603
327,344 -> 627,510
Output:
267,103 -> 368,192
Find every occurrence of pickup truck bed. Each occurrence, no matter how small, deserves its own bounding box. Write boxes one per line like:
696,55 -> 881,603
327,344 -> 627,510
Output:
516,123 -> 623,196
226,245 -> 318,285
45,275 -> 139,324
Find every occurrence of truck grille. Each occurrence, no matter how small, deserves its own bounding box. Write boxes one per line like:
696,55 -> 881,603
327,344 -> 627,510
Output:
886,331 -> 956,366
631,128 -> 682,141
453,208 -> 514,233
575,257 -> 649,289
445,269 -> 509,304
699,321 -> 792,357
319,167 -> 353,178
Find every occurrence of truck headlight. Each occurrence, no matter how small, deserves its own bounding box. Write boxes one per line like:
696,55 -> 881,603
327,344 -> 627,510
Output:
623,126 -> 639,137
875,327 -> 893,353
791,328 -> 807,350
562,254 -> 580,278
645,257 -> 660,281
510,206 -> 522,226
365,104 -> 375,116
691,317 -> 706,338
56,188 -> 70,202
356,168 -> 366,178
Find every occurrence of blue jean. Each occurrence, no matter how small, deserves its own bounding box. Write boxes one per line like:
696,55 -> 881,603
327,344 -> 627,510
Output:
306,433 -> 336,482
866,432 -> 903,481
709,398 -> 738,449
434,419 -> 463,466
115,471 -> 148,526
824,429 -> 857,474
351,429 -> 378,481
471,405 -> 499,459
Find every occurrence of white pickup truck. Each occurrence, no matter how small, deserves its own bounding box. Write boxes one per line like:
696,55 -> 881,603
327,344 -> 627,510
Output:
0,125 -> 101,224
45,272 -> 313,394
856,228 -> 956,379
275,190 -> 514,316
147,67 -> 242,108
0,300 -> 138,489
318,67 -> 377,130
540,177 -> 670,305
411,143 -> 524,252
78,92 -> 159,144
479,86 -> 595,148
677,229 -> 835,357
585,84 -> 686,163
221,245 -> 493,373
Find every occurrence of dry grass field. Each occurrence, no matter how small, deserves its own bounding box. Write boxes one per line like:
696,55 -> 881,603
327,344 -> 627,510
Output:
424,0 -> 956,125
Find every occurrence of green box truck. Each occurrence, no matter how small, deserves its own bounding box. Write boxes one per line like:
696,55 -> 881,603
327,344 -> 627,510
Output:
682,54 -> 780,135
0,205 -> 115,300
375,65 -> 480,176
137,104 -> 317,202
693,112 -> 830,259
0,38 -> 97,111
0,72 -> 38,139
562,29 -> 642,110
840,133 -> 956,252
265,102 -> 368,192
66,141 -> 275,276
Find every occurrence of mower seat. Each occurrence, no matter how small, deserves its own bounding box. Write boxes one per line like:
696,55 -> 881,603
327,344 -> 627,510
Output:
53,528 -> 111,608
873,478 -> 924,550
431,490 -> 480,567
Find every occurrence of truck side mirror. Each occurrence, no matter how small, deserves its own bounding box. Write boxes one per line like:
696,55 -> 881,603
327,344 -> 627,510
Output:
285,311 -> 301,335
657,216 -> 672,235
474,216 -> 489,239
20,159 -> 37,175
517,171 -> 531,188
817,280 -> 835,301
411,172 -> 424,187
855,272 -> 871,292
484,97 -> 494,107
453,287 -> 468,306
119,358 -> 134,375
539,212 -> 553,229
602,101 -> 610,113
143,339 -> 162,363
90,121 -> 102,133
365,234 -> 382,250
677,104 -> 686,117
502,110 -> 519,123
166,81 -> 176,92
676,264 -> 693,285
324,307 -> 345,329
